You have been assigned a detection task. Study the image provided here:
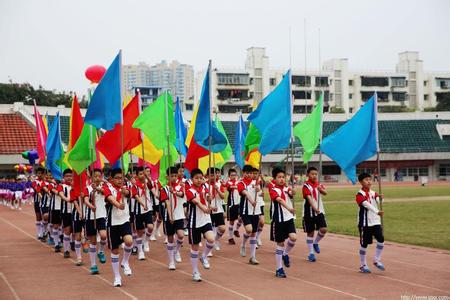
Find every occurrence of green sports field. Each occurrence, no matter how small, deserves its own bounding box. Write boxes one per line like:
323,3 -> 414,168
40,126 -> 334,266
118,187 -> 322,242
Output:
264,185 -> 450,250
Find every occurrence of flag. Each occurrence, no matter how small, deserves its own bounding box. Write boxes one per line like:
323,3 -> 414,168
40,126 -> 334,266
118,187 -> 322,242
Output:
131,136 -> 163,165
43,113 -> 49,135
174,97 -> 188,157
133,91 -> 178,184
45,113 -> 63,180
293,92 -> 324,164
66,124 -> 97,174
63,95 -> 84,169
193,62 -> 227,152
33,102 -> 48,164
247,70 -> 291,155
97,94 -> 142,165
320,93 -> 379,184
84,51 -> 122,130
234,115 -> 247,169
214,115 -> 231,168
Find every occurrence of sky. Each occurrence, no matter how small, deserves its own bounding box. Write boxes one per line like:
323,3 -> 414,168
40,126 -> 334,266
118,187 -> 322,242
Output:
1,0 -> 449,97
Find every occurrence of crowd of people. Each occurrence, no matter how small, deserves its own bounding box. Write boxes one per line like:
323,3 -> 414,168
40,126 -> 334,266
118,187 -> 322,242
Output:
0,163 -> 386,287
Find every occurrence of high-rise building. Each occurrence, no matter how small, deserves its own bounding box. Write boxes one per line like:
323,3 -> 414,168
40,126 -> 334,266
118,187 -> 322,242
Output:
122,62 -> 151,92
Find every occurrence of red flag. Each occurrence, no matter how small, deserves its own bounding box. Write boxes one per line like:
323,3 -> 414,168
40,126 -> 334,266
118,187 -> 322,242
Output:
96,95 -> 142,165
33,103 -> 48,163
185,139 -> 209,171
72,171 -> 87,198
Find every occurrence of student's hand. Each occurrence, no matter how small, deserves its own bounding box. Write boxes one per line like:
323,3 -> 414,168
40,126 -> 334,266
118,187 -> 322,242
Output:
251,200 -> 257,207
290,189 -> 296,196
120,187 -> 128,195
314,208 -> 321,214
118,203 -> 125,210
379,194 -> 384,200
144,204 -> 148,211
378,210 -> 384,217
289,207 -> 296,214
169,186 -> 174,193
211,206 -> 218,212
318,185 -> 326,193
91,206 -> 96,212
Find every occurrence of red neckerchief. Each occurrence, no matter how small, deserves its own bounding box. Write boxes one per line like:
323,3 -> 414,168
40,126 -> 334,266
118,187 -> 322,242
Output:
169,181 -> 179,208
111,184 -> 123,203
242,177 -> 253,187
274,183 -> 287,201
361,187 -> 371,203
192,184 -> 207,205
135,179 -> 145,196
306,180 -> 319,201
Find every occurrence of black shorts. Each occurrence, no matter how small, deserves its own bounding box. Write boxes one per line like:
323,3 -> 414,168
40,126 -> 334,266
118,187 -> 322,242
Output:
135,211 -> 153,231
163,219 -> 185,236
270,219 -> 296,243
72,219 -> 84,233
188,223 -> 213,245
50,210 -> 61,225
107,222 -> 132,250
211,213 -> 225,227
129,212 -> 135,224
62,213 -> 72,228
241,215 -> 259,233
227,205 -> 239,221
303,213 -> 327,233
153,205 -> 160,217
34,201 -> 41,214
85,218 -> 107,237
40,206 -> 49,215
259,205 -> 265,216
359,225 -> 384,247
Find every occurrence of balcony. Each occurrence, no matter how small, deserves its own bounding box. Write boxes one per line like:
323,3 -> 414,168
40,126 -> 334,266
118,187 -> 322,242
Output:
361,91 -> 389,102
292,76 -> 311,87
217,89 -> 250,101
217,73 -> 250,85
361,76 -> 389,87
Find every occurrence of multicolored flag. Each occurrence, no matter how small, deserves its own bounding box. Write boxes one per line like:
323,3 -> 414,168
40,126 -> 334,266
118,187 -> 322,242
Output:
33,101 -> 48,164
45,113 -> 63,180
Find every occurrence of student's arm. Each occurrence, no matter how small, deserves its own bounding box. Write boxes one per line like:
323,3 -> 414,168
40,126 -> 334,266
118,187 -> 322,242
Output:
318,184 -> 327,195
270,188 -> 295,214
238,182 -> 256,207
361,201 -> 383,216
106,195 -> 125,210
192,196 -> 212,214
73,199 -> 83,216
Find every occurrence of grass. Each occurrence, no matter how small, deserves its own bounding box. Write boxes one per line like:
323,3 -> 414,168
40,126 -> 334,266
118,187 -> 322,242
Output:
262,185 -> 450,250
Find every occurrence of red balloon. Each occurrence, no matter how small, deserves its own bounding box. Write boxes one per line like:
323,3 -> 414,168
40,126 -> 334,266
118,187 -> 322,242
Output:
85,65 -> 106,83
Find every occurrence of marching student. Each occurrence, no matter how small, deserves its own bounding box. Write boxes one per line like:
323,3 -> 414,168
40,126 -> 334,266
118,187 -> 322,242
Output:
40,172 -> 53,244
269,167 -> 297,278
159,166 -> 186,270
185,168 -> 216,282
205,167 -> 226,254
131,167 -> 154,261
103,168 -> 133,287
175,162 -> 189,237
48,176 -> 63,252
237,165 -> 260,265
83,168 -> 108,274
147,167 -> 163,242
253,167 -> 265,247
225,168 -> 241,245
71,177 -> 84,266
58,169 -> 73,258
302,167 -> 328,262
356,173 -> 385,273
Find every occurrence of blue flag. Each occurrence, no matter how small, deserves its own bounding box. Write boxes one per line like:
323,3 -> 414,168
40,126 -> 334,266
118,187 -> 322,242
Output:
320,93 -> 379,184
194,62 -> 227,153
85,51 -> 122,130
234,115 -> 247,169
175,97 -> 188,157
45,113 -> 63,180
247,70 -> 291,155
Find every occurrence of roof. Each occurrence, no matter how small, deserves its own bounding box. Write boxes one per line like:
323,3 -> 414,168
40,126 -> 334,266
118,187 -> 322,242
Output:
0,114 -> 36,154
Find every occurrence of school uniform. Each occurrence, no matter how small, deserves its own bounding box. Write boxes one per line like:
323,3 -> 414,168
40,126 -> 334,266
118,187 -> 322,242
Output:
302,180 -> 327,233
59,184 -> 73,228
206,181 -> 226,228
226,179 -> 240,221
356,188 -> 384,246
31,179 -> 44,213
269,184 -> 296,243
159,182 -> 186,236
48,182 -> 62,225
83,184 -> 107,236
104,184 -> 132,249
131,179 -> 153,231
185,184 -> 212,245
237,178 -> 260,233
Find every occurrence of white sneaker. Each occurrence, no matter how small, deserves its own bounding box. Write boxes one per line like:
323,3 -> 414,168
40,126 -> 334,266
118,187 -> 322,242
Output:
157,231 -> 162,238
143,241 -> 150,252
240,245 -> 246,257
174,251 -> 182,263
164,237 -> 168,244
150,235 -> 156,241
122,264 -> 132,276
200,256 -> 210,269
192,271 -> 202,282
168,262 -> 176,270
214,242 -> 221,251
207,252 -> 213,257
113,277 -> 122,287
256,238 -> 262,247
138,251 -> 146,261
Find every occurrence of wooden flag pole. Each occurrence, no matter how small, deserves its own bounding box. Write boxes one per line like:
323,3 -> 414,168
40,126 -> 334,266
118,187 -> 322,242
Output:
374,92 -> 384,229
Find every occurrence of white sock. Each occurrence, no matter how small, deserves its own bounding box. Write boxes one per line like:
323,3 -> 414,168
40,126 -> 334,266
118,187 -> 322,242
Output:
374,242 -> 384,263
89,244 -> 97,267
167,243 -> 174,264
132,234 -> 138,247
256,225 -> 263,240
283,238 -> 296,255
99,239 -> 107,253
215,230 -> 224,242
42,221 -> 48,235
236,220 -> 242,231
122,245 -> 132,266
175,237 -> 183,253
228,225 -> 234,239
63,234 -> 71,252
314,231 -> 325,244
111,253 -> 121,279
202,241 -> 214,259
242,233 -> 250,247
136,238 -> 143,254
249,236 -> 257,258
275,245 -> 284,269
75,240 -> 82,259
35,221 -> 41,237
359,246 -> 367,267
190,249 -> 199,273
306,237 -> 314,254
52,228 -> 60,244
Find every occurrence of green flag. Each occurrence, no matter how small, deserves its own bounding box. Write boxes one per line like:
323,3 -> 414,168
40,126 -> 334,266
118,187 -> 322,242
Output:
66,124 -> 97,173
293,92 -> 324,164
133,91 -> 178,185
214,115 -> 232,168
123,152 -> 130,175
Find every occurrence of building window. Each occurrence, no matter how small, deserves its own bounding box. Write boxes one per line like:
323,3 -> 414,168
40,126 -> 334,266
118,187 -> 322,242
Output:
392,92 -> 407,102
424,95 -> 429,101
391,77 -> 406,87
348,80 -> 353,86
322,165 -> 341,175
362,91 -> 388,102
185,104 -> 193,111
334,70 -> 341,77
292,76 -> 311,87
399,167 -> 429,177
436,78 -> 450,89
292,91 -> 312,99
439,164 -> 450,176
315,76 -> 328,87
217,73 -> 249,85
270,78 -> 276,86
349,93 -> 353,99
361,77 -> 389,87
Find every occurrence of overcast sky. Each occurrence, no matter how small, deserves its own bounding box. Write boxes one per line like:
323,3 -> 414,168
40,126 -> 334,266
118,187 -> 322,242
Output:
1,0 -> 449,96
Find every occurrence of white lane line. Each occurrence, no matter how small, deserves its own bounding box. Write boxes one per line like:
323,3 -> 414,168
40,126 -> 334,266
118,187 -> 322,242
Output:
0,216 -> 138,300
0,272 -> 20,300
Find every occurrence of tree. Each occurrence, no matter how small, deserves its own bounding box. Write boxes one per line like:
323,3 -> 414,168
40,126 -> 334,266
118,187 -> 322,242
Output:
436,93 -> 450,111
0,82 -> 73,107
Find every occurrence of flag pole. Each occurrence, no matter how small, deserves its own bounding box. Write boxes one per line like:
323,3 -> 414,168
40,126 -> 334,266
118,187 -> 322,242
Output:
374,92 -> 383,228
317,91 -> 324,214
207,60 -> 214,203
164,90 -> 174,222
119,50 -> 125,173
289,26 -> 296,212
176,97 -> 184,165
